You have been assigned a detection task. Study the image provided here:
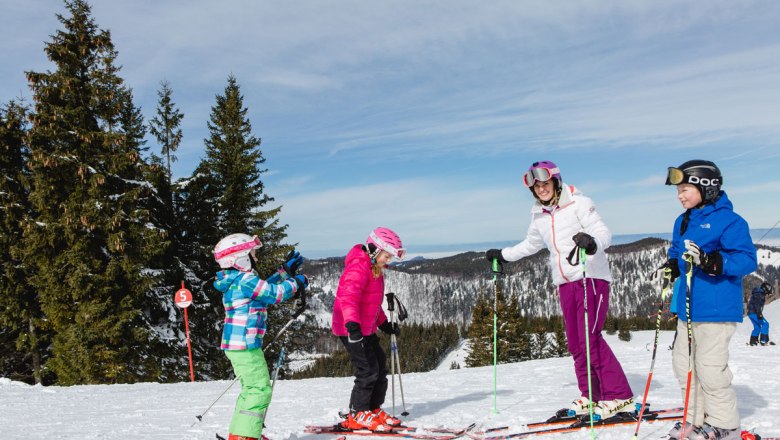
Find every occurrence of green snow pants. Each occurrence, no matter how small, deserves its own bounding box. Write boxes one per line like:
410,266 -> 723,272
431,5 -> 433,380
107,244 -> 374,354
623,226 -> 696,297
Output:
225,348 -> 271,438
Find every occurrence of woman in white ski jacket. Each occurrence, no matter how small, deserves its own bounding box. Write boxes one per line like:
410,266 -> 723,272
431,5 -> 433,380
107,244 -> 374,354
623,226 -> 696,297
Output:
486,160 -> 634,420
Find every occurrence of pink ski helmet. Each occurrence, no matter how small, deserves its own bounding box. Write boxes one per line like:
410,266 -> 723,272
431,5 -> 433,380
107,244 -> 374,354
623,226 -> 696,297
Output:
522,160 -> 561,188
366,227 -> 406,260
213,233 -> 262,271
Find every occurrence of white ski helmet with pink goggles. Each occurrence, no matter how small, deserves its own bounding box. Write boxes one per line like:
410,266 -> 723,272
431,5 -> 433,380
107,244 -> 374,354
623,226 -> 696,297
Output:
213,233 -> 262,271
366,227 -> 405,260
522,160 -> 561,188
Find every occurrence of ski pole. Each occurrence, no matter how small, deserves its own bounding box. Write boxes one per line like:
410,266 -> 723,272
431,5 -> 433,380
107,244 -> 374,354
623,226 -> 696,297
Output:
386,292 -> 409,416
387,292 -> 397,417
578,248 -> 595,439
632,266 -> 673,440
680,255 -> 694,436
191,293 -> 307,426
491,258 -> 502,415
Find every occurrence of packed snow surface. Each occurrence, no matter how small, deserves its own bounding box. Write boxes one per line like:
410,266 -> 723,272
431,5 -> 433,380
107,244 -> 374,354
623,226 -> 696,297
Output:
1,302 -> 779,440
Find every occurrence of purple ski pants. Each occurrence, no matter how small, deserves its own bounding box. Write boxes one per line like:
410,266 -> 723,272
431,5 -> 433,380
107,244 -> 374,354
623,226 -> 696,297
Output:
559,278 -> 633,401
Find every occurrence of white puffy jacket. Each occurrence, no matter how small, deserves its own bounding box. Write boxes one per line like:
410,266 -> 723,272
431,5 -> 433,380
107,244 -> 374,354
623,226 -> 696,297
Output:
501,183 -> 612,286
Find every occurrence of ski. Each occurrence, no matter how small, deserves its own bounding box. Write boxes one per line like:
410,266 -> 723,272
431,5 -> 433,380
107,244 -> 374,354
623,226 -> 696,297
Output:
305,424 -> 475,440
485,414 -> 682,439
526,405 -> 682,429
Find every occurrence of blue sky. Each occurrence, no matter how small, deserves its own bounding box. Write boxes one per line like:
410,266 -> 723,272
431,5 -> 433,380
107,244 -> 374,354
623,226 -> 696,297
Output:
2,1 -> 780,257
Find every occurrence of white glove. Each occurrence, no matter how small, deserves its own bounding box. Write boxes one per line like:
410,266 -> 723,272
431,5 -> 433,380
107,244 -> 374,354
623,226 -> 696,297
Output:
683,240 -> 703,265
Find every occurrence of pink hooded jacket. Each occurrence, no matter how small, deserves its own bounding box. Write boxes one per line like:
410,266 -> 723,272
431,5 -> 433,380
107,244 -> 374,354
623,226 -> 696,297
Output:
331,244 -> 388,336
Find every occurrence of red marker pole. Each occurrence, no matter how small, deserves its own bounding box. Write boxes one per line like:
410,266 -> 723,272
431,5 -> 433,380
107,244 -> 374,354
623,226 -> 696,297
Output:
175,281 -> 195,382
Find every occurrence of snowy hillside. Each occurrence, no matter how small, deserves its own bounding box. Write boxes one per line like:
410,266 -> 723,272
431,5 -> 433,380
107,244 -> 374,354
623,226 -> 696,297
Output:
304,239 -> 778,327
2,302 -> 778,440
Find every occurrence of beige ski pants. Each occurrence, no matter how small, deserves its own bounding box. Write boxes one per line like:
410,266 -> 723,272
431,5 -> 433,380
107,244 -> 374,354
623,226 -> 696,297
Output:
672,320 -> 739,429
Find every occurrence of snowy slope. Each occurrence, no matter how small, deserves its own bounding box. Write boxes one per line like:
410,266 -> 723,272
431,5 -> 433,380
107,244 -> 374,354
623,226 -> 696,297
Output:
1,302 -> 779,440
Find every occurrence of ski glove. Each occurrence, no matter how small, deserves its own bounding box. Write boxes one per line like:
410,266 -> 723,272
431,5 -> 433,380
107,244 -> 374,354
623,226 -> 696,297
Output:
654,259 -> 681,283
485,249 -> 507,264
758,314 -> 764,321
345,321 -> 363,344
293,274 -> 309,296
378,321 -> 400,336
282,250 -> 304,277
572,232 -> 598,255
683,240 -> 723,276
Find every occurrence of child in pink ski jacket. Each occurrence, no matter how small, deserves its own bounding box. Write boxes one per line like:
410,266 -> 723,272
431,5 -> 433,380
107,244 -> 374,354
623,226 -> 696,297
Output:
332,227 -> 406,432
486,160 -> 634,420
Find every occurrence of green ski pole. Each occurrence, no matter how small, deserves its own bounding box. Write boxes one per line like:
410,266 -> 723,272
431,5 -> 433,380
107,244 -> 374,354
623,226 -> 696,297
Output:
579,247 -> 595,440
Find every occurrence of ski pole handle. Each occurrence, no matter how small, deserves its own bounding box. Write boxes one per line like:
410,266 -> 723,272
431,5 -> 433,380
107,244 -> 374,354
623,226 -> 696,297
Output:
386,292 -> 396,312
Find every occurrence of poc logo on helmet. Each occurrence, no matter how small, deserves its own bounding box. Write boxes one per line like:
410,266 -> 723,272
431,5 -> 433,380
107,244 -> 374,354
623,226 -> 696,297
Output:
688,176 -> 719,187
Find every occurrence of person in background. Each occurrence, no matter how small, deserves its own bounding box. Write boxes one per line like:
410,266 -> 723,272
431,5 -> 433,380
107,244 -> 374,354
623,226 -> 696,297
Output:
660,160 -> 757,440
485,160 -> 634,420
212,233 -> 308,440
332,227 -> 406,432
747,282 -> 774,346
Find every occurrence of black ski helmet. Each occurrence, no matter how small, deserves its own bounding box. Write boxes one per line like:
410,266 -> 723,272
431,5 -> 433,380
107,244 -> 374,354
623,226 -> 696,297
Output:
665,159 -> 722,204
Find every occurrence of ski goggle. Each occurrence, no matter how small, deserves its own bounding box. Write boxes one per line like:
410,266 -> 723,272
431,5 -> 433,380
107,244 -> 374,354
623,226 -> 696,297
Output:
522,167 -> 559,187
369,231 -> 406,260
666,167 -> 720,187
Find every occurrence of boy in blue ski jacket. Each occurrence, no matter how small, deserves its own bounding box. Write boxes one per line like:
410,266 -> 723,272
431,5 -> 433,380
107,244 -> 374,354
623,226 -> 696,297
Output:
660,160 -> 757,440
212,233 -> 309,440
747,282 -> 773,346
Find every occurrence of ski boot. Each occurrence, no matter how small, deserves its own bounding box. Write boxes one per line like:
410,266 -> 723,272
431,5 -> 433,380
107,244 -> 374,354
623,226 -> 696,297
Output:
593,397 -> 634,420
341,410 -> 393,432
372,408 -> 402,427
749,336 -> 759,346
227,434 -> 261,440
759,335 -> 774,346
687,423 -> 741,440
666,421 -> 695,439
567,396 -> 593,416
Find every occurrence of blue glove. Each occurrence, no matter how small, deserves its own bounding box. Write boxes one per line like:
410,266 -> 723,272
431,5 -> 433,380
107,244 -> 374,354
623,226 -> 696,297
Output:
283,250 -> 304,276
293,274 -> 308,296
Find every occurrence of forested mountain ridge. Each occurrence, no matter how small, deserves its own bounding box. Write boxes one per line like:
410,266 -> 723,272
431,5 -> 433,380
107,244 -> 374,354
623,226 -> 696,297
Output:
302,238 -> 779,326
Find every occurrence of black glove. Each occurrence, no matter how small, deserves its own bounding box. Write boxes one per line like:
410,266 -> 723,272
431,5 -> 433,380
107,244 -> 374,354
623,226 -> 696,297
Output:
758,314 -> 764,321
378,321 -> 400,336
683,240 -> 722,276
345,321 -> 363,344
572,232 -> 597,255
293,274 -> 308,296
655,259 -> 681,283
282,250 -> 304,276
486,249 -> 506,263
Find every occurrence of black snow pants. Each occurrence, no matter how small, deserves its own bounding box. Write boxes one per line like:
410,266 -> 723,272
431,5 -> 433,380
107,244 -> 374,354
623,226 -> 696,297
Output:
340,334 -> 388,412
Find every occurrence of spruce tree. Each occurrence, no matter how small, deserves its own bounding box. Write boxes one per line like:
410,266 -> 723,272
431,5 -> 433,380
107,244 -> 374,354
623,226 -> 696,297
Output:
0,101 -> 46,383
465,282 -> 525,367
21,0 -> 168,384
148,80 -> 183,186
178,75 -> 293,378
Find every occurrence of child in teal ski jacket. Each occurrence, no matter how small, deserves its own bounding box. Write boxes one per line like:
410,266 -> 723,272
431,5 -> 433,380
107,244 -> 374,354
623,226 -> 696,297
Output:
212,233 -> 308,440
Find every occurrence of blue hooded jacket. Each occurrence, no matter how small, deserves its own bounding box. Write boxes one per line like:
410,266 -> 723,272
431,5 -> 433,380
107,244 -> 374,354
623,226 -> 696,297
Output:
669,191 -> 757,322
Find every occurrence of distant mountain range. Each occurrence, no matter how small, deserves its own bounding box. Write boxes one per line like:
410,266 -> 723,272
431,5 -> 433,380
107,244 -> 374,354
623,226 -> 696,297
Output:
304,228 -> 780,259
302,237 -> 780,327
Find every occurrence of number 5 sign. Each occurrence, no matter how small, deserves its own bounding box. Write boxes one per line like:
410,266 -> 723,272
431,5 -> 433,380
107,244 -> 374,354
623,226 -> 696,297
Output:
175,281 -> 195,382
175,284 -> 193,308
